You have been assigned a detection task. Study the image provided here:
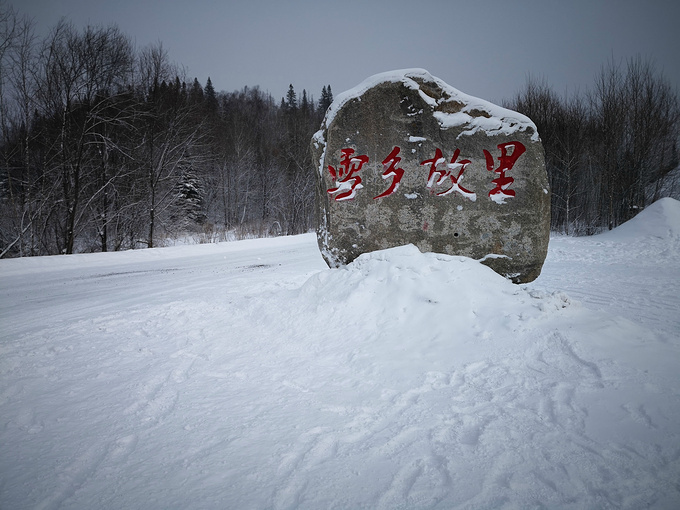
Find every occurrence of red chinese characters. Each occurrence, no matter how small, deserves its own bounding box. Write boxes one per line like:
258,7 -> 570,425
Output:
483,141 -> 526,203
327,148 -> 369,201
374,146 -> 405,199
326,142 -> 526,203
420,148 -> 477,201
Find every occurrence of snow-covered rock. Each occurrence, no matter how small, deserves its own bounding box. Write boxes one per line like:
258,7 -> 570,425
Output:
312,69 -> 550,283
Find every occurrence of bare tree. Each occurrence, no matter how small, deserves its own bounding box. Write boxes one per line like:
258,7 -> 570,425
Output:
134,43 -> 204,248
509,57 -> 678,235
27,21 -> 136,253
1,7 -> 327,256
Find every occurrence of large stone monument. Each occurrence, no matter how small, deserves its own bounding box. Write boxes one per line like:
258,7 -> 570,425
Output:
311,69 -> 550,283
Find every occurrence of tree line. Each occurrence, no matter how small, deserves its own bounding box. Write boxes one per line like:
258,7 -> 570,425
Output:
506,58 -> 679,234
1,5 -> 679,257
0,7 -> 330,257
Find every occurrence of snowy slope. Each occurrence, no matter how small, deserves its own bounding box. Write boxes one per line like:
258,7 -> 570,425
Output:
1,199 -> 679,510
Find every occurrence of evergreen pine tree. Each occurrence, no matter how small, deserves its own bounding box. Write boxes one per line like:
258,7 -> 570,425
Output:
301,89 -> 310,118
286,84 -> 297,111
204,77 -> 218,113
319,85 -> 333,113
189,77 -> 204,104
175,168 -> 207,226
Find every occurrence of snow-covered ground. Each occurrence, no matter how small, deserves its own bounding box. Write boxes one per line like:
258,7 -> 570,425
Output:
1,198 -> 679,510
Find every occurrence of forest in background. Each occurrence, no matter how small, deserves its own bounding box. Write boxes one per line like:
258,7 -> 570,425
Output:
506,60 -> 679,235
1,5 -> 678,257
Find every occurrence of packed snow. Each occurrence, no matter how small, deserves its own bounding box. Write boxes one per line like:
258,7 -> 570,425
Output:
1,198 -> 679,509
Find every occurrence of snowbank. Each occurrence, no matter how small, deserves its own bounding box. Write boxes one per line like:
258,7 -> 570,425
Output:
598,196 -> 680,241
293,245 -> 570,370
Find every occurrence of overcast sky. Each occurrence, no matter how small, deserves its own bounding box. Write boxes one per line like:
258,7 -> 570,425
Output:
13,0 -> 680,105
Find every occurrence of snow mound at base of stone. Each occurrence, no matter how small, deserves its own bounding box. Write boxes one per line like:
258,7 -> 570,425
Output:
294,244 -> 571,364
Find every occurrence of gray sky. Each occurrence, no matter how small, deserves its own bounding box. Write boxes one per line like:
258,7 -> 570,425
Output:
13,0 -> 680,105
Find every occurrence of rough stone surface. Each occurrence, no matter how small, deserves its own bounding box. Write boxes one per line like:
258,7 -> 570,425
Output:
311,69 -> 550,283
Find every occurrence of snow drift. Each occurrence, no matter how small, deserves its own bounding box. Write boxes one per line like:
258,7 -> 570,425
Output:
1,199 -> 679,509
600,196 -> 680,242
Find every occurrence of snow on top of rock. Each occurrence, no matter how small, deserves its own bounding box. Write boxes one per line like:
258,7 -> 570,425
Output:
316,68 -> 539,141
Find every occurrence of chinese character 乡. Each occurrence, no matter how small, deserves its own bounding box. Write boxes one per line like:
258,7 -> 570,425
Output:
327,148 -> 369,201
374,146 -> 405,199
420,148 -> 477,201
484,141 -> 526,203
